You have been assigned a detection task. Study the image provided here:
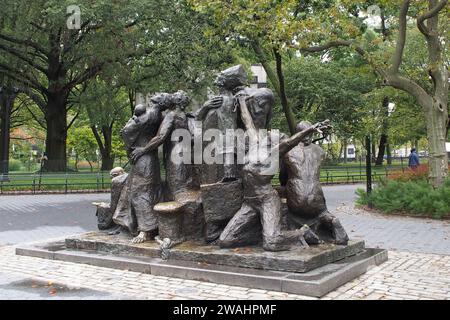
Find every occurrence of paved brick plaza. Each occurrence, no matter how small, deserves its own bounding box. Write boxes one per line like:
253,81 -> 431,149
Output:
1,246 -> 449,300
0,185 -> 449,300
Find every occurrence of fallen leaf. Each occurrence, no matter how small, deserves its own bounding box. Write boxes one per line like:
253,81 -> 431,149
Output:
197,262 -> 208,267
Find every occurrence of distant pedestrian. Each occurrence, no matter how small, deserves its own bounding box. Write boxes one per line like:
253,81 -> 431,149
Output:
408,148 -> 420,169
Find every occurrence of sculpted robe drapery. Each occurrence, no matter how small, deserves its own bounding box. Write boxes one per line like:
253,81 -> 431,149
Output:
113,106 -> 163,233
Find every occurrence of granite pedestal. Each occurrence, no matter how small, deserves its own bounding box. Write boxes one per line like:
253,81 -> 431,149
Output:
15,231 -> 387,297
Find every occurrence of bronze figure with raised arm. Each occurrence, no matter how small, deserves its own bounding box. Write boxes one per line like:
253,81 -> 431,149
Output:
218,94 -> 330,251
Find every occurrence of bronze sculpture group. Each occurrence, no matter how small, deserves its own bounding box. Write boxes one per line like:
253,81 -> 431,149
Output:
95,65 -> 349,252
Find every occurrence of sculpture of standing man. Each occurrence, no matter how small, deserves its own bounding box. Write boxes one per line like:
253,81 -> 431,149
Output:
195,65 -> 247,183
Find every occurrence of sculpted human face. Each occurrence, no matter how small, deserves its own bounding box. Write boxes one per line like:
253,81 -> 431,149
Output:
151,93 -> 172,111
110,167 -> 124,178
172,91 -> 189,111
296,121 -> 313,145
214,65 -> 247,91
132,104 -> 146,123
213,74 -> 226,88
134,104 -> 146,117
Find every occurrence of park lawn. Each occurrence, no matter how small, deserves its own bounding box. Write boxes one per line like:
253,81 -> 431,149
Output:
1,172 -> 112,192
2,164 -> 403,192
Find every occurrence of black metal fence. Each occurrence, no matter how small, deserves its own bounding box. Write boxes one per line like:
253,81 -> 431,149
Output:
0,171 -> 112,194
0,163 -> 412,195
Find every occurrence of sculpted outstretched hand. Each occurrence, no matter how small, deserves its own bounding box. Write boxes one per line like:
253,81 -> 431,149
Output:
313,119 -> 331,134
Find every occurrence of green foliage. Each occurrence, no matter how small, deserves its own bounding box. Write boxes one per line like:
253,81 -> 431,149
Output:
284,55 -> 375,139
188,0 -> 365,131
111,126 -> 127,160
126,0 -> 234,103
67,126 -> 98,168
355,188 -> 370,206
189,0 -> 361,51
1,0 -> 234,167
79,79 -> 128,125
356,179 -> 450,218
8,159 -> 22,171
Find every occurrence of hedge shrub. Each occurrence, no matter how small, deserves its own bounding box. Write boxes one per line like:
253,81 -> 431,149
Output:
356,178 -> 450,219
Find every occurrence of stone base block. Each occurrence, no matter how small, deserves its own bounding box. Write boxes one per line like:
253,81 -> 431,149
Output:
63,231 -> 365,273
16,235 -> 387,297
201,180 -> 244,242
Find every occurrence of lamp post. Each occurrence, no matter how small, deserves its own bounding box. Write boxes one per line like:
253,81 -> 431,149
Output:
365,135 -> 373,208
38,153 -> 48,189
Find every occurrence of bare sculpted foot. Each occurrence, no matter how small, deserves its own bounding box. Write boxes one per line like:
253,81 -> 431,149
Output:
131,231 -> 150,244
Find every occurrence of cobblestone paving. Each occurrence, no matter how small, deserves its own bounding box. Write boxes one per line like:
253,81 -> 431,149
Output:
0,193 -> 107,245
0,245 -> 448,300
335,205 -> 450,256
0,271 -> 130,300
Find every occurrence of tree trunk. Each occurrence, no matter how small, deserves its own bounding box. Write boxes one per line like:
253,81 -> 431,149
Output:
43,92 -> 68,172
91,125 -> 115,171
338,143 -> 344,163
75,154 -> 79,171
274,49 -> 296,134
412,139 -> 418,152
375,134 -> 388,165
376,97 -> 390,165
343,139 -> 348,164
101,155 -> 114,171
128,89 -> 136,116
101,126 -> 114,171
386,143 -> 392,165
446,114 -> 449,139
371,139 -> 376,163
251,41 -> 296,134
0,87 -> 16,177
425,100 -> 448,187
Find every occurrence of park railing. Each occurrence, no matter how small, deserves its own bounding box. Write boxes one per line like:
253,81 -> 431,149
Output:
319,164 -> 402,185
0,171 -> 112,194
0,164 -> 410,195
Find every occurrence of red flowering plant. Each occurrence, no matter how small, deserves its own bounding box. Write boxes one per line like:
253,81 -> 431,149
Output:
387,164 -> 450,183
